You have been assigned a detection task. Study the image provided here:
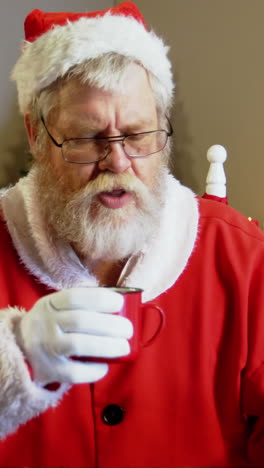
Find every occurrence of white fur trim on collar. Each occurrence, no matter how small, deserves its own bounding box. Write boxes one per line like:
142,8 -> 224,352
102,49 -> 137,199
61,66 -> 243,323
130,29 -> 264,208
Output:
1,170 -> 199,302
11,13 -> 173,114
120,175 -> 199,301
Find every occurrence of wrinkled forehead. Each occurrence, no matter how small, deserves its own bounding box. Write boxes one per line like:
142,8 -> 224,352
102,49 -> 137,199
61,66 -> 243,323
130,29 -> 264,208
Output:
49,63 -> 157,122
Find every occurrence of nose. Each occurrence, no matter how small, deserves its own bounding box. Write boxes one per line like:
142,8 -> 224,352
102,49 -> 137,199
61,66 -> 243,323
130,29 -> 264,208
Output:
97,140 -> 132,173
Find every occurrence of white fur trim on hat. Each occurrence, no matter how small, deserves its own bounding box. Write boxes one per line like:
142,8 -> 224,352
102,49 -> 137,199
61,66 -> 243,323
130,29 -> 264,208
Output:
11,12 -> 174,113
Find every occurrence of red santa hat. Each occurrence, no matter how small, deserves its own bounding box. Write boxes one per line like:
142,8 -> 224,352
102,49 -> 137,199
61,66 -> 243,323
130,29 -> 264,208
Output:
11,1 -> 173,113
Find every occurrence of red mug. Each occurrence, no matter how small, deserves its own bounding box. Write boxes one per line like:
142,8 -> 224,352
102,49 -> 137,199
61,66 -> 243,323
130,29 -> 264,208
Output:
72,287 -> 165,363
105,287 -> 165,362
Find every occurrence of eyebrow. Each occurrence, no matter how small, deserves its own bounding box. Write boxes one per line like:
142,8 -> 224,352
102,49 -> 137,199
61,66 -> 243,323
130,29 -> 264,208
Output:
62,119 -> 101,134
60,115 -> 157,137
124,119 -> 157,132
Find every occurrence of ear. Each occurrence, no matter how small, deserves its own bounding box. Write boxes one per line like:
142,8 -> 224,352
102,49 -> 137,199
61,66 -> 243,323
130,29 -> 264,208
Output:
24,112 -> 38,154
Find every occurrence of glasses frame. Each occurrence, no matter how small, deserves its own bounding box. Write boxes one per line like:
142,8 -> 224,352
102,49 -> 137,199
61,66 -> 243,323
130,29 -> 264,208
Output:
40,115 -> 173,165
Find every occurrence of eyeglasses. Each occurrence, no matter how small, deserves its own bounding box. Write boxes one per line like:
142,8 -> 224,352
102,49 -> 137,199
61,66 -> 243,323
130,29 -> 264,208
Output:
40,115 -> 173,164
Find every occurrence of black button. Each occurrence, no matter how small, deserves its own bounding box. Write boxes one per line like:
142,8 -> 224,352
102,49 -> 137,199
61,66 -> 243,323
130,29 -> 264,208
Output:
102,404 -> 124,425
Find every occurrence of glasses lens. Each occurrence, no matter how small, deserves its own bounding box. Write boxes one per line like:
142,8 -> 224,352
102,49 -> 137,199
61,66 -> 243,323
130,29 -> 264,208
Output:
125,131 -> 167,157
61,130 -> 168,163
62,139 -> 108,163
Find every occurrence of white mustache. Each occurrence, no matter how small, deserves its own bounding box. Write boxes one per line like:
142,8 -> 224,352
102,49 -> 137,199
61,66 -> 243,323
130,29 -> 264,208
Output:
80,172 -> 146,198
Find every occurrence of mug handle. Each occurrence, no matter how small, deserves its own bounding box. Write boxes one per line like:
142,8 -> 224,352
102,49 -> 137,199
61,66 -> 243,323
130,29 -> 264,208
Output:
141,304 -> 165,347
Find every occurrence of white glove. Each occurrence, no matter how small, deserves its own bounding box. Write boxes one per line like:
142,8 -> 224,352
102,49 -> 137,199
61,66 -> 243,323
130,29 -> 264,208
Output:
15,287 -> 133,386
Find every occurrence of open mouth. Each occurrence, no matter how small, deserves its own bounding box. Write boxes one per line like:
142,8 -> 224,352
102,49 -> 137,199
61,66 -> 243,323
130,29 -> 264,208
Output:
97,189 -> 133,209
104,189 -> 126,197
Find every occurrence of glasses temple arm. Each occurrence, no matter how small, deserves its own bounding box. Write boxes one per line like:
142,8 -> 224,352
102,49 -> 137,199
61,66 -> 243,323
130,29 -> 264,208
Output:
40,115 -> 62,148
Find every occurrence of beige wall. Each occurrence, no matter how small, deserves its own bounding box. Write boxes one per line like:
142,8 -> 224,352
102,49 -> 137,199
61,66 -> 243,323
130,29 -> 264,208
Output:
135,0 -> 264,225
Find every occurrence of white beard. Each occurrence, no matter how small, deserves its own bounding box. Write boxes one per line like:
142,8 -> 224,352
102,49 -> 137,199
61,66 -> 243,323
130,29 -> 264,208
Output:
34,164 -> 168,262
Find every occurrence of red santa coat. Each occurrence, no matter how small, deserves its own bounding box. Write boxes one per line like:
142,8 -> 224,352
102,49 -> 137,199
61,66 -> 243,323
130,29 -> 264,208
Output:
0,191 -> 264,467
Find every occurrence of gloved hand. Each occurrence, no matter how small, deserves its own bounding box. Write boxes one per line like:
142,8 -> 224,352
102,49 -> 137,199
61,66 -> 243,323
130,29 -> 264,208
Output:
15,287 -> 133,386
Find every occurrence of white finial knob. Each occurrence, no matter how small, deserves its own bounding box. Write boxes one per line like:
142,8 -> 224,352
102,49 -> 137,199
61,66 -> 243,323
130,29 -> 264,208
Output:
206,144 -> 227,197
